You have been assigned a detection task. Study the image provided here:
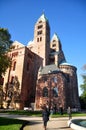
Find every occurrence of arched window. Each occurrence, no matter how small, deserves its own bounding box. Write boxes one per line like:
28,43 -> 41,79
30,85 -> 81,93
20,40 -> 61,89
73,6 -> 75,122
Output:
37,30 -> 42,35
37,37 -> 39,42
53,87 -> 58,97
43,87 -> 48,97
53,40 -> 56,42
40,37 -> 42,41
11,76 -> 14,84
39,20 -> 42,23
13,61 -> 16,71
52,44 -> 56,47
38,25 -> 43,29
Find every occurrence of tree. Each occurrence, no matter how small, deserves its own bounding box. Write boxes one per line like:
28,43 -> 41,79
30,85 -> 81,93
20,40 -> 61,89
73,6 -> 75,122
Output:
0,28 -> 13,77
80,65 -> 86,109
5,76 -> 20,109
80,75 -> 86,94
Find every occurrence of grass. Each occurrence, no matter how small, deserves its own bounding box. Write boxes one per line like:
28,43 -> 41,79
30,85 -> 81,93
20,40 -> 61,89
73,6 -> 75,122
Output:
0,109 -> 86,117
0,110 -> 42,116
0,117 -> 28,130
0,110 -> 86,129
51,112 -> 86,118
0,110 -> 41,130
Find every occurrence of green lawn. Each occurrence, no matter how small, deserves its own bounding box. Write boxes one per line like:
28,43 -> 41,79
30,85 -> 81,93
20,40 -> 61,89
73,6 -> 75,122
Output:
0,109 -> 86,117
0,110 -> 86,130
51,112 -> 86,118
0,117 -> 28,130
0,110 -> 42,116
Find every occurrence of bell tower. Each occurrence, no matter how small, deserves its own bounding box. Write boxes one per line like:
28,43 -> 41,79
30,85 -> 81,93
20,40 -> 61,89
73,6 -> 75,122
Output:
50,33 -> 66,67
34,13 -> 50,66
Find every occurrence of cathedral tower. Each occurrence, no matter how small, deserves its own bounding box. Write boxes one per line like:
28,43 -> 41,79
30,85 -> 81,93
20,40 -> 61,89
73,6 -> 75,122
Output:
50,33 -> 66,67
2,13 -> 80,110
34,13 -> 50,66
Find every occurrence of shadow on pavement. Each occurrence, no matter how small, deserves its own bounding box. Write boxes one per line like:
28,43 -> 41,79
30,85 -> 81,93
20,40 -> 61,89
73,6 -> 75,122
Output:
47,126 -> 70,130
21,121 -> 42,130
29,121 -> 42,125
20,122 -> 29,130
57,126 -> 70,129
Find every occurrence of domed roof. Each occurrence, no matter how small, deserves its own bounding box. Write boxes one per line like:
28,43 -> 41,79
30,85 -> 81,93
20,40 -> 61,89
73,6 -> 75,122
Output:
60,61 -> 74,67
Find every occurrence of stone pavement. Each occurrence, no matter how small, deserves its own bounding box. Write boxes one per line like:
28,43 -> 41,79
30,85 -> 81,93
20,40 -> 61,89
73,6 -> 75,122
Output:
0,113 -> 72,130
0,113 -> 86,130
24,117 -> 72,130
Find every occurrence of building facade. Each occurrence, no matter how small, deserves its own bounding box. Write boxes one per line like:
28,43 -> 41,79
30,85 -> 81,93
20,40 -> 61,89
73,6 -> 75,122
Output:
2,14 -> 80,110
3,41 -> 42,109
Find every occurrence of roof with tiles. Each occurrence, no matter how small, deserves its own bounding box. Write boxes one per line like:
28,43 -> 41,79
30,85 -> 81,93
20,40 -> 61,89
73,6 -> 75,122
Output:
39,64 -> 60,75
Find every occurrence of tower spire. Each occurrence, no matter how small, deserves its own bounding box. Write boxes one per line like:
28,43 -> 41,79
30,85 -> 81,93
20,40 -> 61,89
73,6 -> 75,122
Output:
42,9 -> 45,15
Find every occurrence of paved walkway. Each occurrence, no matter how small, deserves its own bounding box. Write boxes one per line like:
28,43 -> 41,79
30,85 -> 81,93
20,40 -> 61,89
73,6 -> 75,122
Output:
0,113 -> 86,130
24,117 -> 72,130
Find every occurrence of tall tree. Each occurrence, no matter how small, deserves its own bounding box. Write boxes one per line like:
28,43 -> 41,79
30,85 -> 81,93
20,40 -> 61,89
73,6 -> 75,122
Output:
80,75 -> 86,97
80,65 -> 86,109
0,28 -> 13,77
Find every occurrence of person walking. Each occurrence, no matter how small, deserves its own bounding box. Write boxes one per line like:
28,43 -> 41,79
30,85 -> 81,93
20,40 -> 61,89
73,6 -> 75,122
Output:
42,104 -> 50,130
67,106 -> 72,120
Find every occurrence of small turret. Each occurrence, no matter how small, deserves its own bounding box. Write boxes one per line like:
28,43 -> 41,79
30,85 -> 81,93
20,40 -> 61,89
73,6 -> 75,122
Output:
50,33 -> 62,51
50,33 -> 66,67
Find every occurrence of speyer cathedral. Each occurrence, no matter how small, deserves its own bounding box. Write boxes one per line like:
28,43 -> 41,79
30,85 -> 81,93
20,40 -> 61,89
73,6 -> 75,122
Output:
2,14 -> 80,111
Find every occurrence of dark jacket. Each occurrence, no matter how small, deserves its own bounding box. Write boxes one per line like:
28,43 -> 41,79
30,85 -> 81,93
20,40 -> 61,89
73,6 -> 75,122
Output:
42,109 -> 50,122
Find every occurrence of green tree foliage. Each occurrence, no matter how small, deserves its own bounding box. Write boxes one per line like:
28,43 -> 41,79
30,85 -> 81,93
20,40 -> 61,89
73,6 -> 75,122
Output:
80,75 -> 86,97
80,74 -> 86,109
0,28 -> 13,77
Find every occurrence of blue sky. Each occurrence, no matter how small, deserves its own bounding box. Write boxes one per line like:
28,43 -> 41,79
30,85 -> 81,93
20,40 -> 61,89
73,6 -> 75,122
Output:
0,0 -> 86,95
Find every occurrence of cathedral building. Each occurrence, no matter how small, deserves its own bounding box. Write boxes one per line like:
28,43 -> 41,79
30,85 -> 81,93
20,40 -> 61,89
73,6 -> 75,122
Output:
3,14 -> 80,110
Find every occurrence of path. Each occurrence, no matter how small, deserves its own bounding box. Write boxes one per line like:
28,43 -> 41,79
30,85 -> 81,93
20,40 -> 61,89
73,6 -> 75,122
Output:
0,113 -> 86,130
24,117 -> 72,130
